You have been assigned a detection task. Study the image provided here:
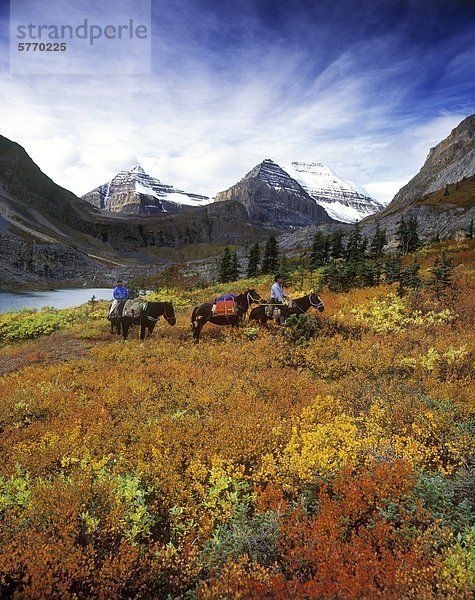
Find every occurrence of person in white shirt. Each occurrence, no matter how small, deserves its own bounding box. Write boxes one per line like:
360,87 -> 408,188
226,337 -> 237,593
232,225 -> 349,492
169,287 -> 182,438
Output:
271,274 -> 287,303
270,274 -> 287,324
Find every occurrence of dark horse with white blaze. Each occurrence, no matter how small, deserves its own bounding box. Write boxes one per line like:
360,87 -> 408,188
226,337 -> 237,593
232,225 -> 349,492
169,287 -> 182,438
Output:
249,293 -> 324,327
121,301 -> 176,340
191,288 -> 261,343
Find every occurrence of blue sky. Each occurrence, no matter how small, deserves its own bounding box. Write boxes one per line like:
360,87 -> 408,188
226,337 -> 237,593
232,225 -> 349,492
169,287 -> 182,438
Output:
0,0 -> 474,202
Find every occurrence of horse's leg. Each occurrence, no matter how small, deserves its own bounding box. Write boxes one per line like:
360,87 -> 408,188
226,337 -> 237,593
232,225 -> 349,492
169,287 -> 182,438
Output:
194,321 -> 202,343
191,308 -> 199,341
194,318 -> 206,344
148,323 -> 156,338
122,319 -> 129,340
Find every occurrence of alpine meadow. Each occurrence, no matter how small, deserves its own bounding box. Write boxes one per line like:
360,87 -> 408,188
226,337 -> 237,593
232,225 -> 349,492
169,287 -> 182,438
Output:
1,0 -> 475,597
0,239 -> 474,598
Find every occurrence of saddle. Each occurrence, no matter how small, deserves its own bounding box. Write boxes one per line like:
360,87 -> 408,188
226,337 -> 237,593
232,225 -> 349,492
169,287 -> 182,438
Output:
212,294 -> 237,316
122,298 -> 145,319
265,298 -> 291,318
108,300 -> 119,320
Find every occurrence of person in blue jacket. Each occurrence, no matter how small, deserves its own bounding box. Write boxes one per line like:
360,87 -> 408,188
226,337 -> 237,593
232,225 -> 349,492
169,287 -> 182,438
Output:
110,278 -> 129,317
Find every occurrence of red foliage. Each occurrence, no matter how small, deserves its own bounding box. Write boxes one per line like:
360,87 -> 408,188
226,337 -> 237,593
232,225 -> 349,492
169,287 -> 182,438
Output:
202,463 -> 441,599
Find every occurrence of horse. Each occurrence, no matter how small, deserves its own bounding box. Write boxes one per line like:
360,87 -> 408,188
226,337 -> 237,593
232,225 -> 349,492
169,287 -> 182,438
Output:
121,301 -> 176,340
249,293 -> 324,327
191,288 -> 261,343
108,301 -> 125,336
109,314 -> 122,336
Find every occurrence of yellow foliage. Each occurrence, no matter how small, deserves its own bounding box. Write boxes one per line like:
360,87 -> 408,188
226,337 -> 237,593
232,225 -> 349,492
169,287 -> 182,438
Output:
0,247 -> 473,596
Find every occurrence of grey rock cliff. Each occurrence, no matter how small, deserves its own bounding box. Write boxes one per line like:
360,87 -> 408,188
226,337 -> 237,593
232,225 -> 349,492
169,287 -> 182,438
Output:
82,165 -> 210,216
386,114 -> 475,211
214,159 -> 332,228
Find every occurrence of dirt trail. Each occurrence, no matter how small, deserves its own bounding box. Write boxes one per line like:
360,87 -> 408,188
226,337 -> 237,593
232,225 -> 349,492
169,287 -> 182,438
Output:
0,332 -> 106,376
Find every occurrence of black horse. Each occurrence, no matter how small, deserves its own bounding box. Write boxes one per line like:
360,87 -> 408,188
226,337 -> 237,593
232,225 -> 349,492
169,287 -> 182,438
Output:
249,293 -> 324,327
191,289 -> 261,343
121,301 -> 176,340
108,300 -> 128,336
110,315 -> 122,336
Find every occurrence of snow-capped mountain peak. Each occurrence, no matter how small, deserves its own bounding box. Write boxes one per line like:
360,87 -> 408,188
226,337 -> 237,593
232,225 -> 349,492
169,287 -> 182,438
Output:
214,158 -> 332,228
285,161 -> 385,223
242,158 -> 306,194
82,165 -> 211,216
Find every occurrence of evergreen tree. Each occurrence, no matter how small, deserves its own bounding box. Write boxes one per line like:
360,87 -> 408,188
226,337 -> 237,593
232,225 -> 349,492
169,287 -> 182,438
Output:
398,260 -> 421,296
321,260 -> 357,293
427,252 -> 455,294
261,233 -> 279,274
384,255 -> 402,284
229,251 -> 240,281
345,223 -> 365,262
279,254 -> 292,281
468,218 -> 473,240
219,247 -> 233,283
359,259 -> 382,288
360,236 -> 368,258
246,243 -> 260,278
370,222 -> 388,258
330,229 -> 345,259
407,215 -> 420,252
444,184 -> 450,196
397,217 -> 409,253
310,231 -> 330,268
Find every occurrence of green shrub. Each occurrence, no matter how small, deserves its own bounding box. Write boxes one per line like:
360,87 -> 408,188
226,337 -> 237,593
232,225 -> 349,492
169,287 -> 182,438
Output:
285,313 -> 320,346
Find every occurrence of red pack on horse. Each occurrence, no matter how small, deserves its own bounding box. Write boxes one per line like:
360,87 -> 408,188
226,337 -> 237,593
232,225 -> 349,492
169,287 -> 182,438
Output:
191,289 -> 261,343
212,294 -> 237,317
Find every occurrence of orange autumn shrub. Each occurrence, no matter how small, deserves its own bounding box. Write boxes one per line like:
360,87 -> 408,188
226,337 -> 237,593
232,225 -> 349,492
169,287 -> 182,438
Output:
200,463 -> 473,599
0,246 -> 474,597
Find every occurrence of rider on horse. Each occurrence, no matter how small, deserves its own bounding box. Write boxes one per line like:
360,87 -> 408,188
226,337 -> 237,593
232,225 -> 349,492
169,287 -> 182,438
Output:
110,279 -> 129,318
270,274 -> 288,325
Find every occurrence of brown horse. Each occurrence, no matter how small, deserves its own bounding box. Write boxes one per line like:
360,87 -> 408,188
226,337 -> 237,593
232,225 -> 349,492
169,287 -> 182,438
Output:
191,289 -> 261,343
121,301 -> 176,340
249,293 -> 324,327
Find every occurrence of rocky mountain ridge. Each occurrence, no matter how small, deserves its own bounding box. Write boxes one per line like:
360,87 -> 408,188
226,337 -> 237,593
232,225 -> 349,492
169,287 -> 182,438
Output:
383,114 -> 475,213
285,161 -> 384,223
214,159 -> 333,228
0,135 -> 261,288
82,165 -> 211,216
1,112 -> 474,288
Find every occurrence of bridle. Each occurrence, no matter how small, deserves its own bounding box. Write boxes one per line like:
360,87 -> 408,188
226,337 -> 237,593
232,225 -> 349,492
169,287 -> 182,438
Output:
235,291 -> 261,313
144,302 -> 175,324
161,302 -> 176,324
309,295 -> 324,310
289,294 -> 324,313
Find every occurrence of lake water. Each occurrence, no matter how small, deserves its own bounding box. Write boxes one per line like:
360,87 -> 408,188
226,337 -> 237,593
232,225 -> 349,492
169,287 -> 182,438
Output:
0,288 -> 115,313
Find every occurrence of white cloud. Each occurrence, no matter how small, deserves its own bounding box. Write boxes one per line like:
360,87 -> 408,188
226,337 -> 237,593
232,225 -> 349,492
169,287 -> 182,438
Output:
0,20 -> 472,206
363,181 -> 407,204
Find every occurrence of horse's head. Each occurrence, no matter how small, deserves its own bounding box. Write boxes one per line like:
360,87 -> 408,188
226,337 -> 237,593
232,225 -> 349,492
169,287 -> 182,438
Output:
310,293 -> 325,312
246,288 -> 262,305
163,301 -> 177,325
